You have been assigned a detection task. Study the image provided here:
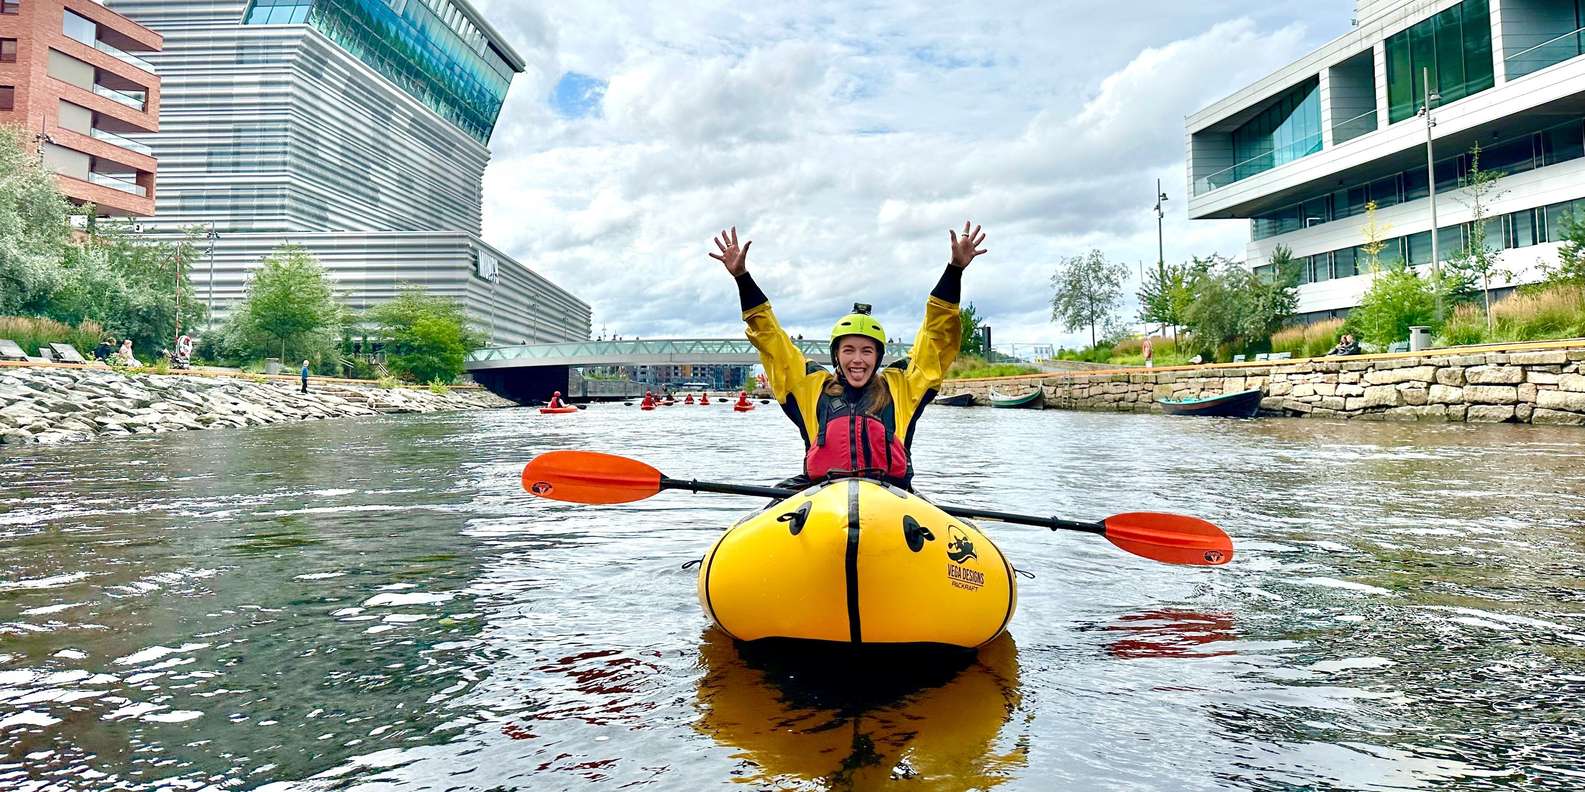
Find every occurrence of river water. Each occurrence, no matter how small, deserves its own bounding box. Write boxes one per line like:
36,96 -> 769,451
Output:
2,403 -> 1584,791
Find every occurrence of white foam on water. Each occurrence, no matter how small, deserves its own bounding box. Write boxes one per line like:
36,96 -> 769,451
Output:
103,702 -> 164,721
113,642 -> 210,666
361,592 -> 455,608
1298,577 -> 1393,596
294,572 -> 345,581
0,710 -> 60,729
51,649 -> 87,660
0,573 -> 90,591
1422,606 -> 1571,632
22,603 -> 89,616
143,710 -> 203,723
1311,657 -> 1396,674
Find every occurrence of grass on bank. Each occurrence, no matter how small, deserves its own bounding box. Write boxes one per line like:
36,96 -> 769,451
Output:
1438,284 -> 1585,346
0,316 -> 106,358
1270,317 -> 1345,359
948,355 -> 1040,379
1055,336 -> 1192,367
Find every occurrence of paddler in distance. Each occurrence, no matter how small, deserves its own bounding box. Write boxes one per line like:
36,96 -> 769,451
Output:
711,222 -> 987,489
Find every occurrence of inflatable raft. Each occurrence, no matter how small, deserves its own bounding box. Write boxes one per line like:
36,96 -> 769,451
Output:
697,478 -> 1016,649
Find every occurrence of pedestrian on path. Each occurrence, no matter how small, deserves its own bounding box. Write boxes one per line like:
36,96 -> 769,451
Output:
300,359 -> 310,394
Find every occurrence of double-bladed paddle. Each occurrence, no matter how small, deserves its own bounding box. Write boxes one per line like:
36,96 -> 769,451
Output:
520,450 -> 1234,567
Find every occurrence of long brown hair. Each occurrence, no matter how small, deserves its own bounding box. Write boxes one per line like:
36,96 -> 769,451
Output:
825,369 -> 892,414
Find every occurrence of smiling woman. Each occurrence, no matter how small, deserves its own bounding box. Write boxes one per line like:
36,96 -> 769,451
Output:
711,222 -> 986,489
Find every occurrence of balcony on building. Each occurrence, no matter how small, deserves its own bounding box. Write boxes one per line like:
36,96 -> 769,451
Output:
1191,77 -> 1323,196
62,7 -> 158,75
1501,0 -> 1585,80
1327,50 -> 1378,145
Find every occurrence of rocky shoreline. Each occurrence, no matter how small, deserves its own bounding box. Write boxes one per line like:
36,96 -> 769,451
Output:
942,343 -> 1585,426
0,365 -> 515,446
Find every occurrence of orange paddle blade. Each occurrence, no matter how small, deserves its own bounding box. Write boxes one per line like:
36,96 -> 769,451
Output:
1102,512 -> 1234,566
520,450 -> 663,504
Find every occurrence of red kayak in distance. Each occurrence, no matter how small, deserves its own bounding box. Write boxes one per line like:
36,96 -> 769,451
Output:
733,391 -> 755,412
540,390 -> 578,415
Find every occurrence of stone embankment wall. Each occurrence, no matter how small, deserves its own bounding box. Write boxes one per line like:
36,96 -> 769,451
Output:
942,346 -> 1585,426
0,365 -> 514,446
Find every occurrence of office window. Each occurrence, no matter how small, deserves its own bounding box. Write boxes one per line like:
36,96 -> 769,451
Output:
1438,225 -> 1466,259
0,0 -> 17,14
0,85 -> 13,110
1478,136 -> 1535,176
1370,175 -> 1401,208
0,38 -> 16,63
1507,210 -> 1537,249
1310,253 -> 1332,283
1302,195 -> 1331,226
1231,78 -> 1322,182
1405,231 -> 1433,266
1385,0 -> 1494,123
1402,166 -> 1429,200
1541,121 -> 1585,166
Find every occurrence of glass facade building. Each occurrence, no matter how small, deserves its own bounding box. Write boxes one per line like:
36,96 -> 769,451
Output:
1231,78 -> 1323,183
242,0 -> 513,143
1385,0 -> 1494,124
1252,117 -> 1585,239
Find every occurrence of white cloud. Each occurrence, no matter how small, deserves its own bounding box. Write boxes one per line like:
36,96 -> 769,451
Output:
479,2 -> 1346,348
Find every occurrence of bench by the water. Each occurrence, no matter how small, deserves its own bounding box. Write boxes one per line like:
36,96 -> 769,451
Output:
0,339 -> 29,361
50,343 -> 88,364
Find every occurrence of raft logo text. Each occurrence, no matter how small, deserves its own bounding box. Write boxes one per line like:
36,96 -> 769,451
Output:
947,562 -> 985,591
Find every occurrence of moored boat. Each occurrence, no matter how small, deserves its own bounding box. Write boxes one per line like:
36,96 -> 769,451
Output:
1157,388 -> 1263,418
988,388 -> 1043,409
934,392 -> 974,407
698,478 -> 1015,649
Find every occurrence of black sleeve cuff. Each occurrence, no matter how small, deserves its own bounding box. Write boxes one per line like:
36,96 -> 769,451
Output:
930,265 -> 963,304
736,271 -> 769,312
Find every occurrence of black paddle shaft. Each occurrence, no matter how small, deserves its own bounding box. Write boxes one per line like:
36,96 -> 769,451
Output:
657,477 -> 1106,535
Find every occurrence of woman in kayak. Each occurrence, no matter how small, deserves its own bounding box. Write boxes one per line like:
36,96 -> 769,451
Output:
711,222 -> 987,489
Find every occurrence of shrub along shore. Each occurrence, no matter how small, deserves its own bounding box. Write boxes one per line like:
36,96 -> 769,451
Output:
0,363 -> 513,447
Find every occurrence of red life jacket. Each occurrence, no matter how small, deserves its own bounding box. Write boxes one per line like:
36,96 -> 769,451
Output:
804,390 -> 910,484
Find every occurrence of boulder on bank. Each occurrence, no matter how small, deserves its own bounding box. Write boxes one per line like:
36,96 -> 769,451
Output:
0,367 -> 514,447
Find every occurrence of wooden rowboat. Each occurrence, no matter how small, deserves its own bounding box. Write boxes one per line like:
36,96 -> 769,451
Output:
934,392 -> 974,407
988,389 -> 1044,409
1157,388 -> 1263,418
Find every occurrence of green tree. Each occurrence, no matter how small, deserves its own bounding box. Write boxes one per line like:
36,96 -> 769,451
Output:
0,124 -> 71,314
1539,208 -> 1585,287
1444,144 -> 1509,328
1349,261 -> 1439,346
47,221 -> 207,354
1050,249 -> 1127,347
225,245 -> 345,361
1137,259 -> 1199,340
366,287 -> 483,384
1181,254 -> 1298,359
1360,201 -> 1391,271
958,302 -> 985,356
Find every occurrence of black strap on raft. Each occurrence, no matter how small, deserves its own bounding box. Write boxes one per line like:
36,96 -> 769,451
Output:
680,558 -> 702,571
1013,567 -> 1036,580
777,502 -> 812,536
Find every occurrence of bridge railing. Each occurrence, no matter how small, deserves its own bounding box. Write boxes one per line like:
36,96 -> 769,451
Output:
466,337 -> 915,365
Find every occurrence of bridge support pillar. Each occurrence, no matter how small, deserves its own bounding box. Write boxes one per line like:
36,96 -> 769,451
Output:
471,365 -> 570,405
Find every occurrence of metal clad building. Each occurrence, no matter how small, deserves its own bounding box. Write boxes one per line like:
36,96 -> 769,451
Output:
106,0 -> 590,344
1187,0 -> 1585,322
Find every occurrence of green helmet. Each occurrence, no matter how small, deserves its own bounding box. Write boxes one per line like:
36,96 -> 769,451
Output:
830,303 -> 887,366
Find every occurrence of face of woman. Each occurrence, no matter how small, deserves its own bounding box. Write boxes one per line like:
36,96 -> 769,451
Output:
836,337 -> 881,388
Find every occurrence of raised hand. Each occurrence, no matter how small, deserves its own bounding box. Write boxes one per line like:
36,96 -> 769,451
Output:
710,227 -> 752,277
949,221 -> 987,269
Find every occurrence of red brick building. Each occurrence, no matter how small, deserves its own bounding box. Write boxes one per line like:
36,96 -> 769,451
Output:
0,0 -> 159,216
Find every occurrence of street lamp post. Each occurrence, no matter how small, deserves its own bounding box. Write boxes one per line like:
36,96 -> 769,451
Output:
1417,66 -> 1443,322
205,223 -> 218,332
1154,178 -> 1169,267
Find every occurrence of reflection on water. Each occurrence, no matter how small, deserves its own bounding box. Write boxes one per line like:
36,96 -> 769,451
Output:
694,631 -> 1024,789
2,406 -> 1585,789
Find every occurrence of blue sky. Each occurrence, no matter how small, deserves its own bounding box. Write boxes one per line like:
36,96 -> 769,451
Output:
472,0 -> 1356,349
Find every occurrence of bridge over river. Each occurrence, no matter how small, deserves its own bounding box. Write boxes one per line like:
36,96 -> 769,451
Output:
465,338 -> 914,403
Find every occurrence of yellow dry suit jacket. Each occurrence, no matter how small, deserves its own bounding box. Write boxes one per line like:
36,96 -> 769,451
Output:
742,294 -> 961,460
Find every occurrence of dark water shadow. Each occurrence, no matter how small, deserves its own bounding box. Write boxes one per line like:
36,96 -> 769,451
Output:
693,629 -> 1026,790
